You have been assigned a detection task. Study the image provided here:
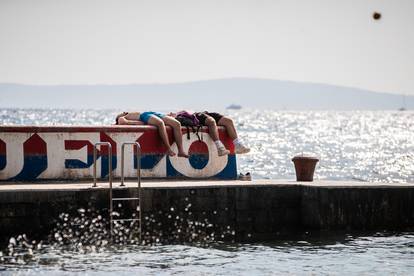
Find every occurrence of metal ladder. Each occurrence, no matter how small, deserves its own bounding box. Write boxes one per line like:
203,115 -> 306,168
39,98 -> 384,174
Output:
92,142 -> 142,241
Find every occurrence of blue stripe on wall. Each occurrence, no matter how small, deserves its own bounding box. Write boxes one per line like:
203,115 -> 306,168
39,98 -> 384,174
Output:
166,154 -> 237,179
189,154 -> 209,170
10,156 -> 48,181
0,155 -> 5,171
135,154 -> 164,169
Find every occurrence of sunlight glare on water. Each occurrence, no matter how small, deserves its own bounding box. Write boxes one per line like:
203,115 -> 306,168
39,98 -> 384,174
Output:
1,109 -> 413,183
1,108 -> 414,274
232,110 -> 414,183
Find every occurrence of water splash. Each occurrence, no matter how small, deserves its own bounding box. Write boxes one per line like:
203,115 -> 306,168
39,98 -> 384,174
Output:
0,200 -> 236,267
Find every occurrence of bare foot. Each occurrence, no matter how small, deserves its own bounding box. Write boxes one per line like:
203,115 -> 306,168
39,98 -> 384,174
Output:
167,149 -> 176,157
178,151 -> 189,158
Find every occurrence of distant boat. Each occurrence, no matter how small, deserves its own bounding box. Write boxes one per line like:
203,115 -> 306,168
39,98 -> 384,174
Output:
226,104 -> 242,110
399,94 -> 407,111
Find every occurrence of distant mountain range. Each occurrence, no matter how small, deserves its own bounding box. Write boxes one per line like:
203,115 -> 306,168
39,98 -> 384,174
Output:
0,78 -> 412,110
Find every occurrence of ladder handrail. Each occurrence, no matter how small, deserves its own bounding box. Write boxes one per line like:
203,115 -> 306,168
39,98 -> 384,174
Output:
120,142 -> 141,188
92,142 -> 113,188
92,142 -> 114,236
119,142 -> 142,241
91,141 -> 142,242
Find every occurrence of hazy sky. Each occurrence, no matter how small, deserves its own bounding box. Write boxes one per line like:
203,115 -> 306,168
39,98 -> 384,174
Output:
0,0 -> 413,95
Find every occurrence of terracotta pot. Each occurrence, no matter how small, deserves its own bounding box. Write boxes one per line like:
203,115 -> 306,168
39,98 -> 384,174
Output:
291,155 -> 319,181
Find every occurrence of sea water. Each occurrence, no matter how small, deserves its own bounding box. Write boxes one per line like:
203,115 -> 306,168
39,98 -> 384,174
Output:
0,109 -> 413,274
1,109 -> 413,183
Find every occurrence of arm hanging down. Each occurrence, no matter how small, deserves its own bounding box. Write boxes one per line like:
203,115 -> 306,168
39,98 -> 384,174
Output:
117,117 -> 145,125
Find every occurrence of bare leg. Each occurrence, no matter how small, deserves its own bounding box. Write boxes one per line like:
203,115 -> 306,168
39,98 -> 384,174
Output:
217,117 -> 238,140
218,116 -> 249,154
205,116 -> 219,141
147,116 -> 175,156
162,116 -> 189,158
205,115 -> 230,156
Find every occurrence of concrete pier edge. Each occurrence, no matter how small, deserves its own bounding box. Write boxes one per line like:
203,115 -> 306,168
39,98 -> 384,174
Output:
1,179 -> 414,244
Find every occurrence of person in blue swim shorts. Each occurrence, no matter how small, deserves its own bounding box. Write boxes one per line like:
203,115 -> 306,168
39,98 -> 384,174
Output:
115,111 -> 189,158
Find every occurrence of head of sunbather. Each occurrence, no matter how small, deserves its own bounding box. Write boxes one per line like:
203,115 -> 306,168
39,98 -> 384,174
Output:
115,112 -> 128,124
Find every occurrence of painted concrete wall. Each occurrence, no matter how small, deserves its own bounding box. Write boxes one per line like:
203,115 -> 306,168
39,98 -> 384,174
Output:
0,126 -> 237,181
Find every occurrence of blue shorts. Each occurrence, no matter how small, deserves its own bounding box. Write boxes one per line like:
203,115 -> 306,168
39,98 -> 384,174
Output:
139,111 -> 165,124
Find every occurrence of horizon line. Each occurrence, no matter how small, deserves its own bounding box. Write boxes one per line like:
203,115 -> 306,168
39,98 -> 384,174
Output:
0,77 -> 410,97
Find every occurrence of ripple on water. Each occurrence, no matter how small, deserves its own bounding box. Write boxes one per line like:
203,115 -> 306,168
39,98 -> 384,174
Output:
1,109 -> 414,274
230,110 -> 414,183
1,220 -> 414,274
1,109 -> 413,183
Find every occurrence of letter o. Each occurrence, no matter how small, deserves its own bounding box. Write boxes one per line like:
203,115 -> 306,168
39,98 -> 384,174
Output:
169,133 -> 228,178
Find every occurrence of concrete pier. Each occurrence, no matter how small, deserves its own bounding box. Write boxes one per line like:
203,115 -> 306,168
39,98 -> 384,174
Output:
1,180 -> 414,243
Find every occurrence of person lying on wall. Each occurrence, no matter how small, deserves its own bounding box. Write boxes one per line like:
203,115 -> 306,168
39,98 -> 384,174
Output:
115,111 -> 189,158
169,111 -> 250,157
